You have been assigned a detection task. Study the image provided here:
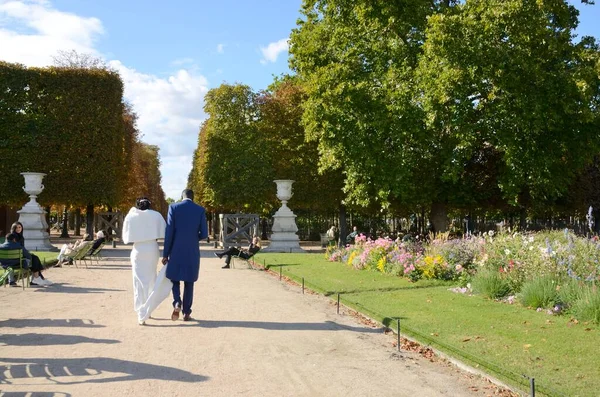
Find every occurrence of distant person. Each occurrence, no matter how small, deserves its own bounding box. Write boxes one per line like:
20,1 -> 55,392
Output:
346,226 -> 359,244
0,233 -> 42,286
10,222 -> 51,285
214,237 -> 261,269
87,230 -> 106,255
326,225 -> 337,246
56,233 -> 90,266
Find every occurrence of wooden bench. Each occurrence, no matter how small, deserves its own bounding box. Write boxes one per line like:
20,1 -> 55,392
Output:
0,248 -> 28,290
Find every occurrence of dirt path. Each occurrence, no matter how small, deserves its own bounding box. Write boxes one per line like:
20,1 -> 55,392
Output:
0,243 -> 505,396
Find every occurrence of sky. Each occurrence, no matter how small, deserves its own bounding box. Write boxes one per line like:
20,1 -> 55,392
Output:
1,0 -> 599,200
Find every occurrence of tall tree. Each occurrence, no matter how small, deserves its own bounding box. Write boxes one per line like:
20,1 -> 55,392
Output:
417,0 -> 600,228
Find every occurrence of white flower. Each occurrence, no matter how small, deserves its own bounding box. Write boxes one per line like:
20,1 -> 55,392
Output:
504,249 -> 511,255
528,236 -> 534,243
488,230 -> 495,237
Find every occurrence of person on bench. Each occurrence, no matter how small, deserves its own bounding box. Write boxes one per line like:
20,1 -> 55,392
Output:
56,233 -> 90,266
10,222 -> 51,285
0,233 -> 48,286
214,237 -> 261,269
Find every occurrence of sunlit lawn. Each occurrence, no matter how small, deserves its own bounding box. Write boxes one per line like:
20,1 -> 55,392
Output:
254,252 -> 600,397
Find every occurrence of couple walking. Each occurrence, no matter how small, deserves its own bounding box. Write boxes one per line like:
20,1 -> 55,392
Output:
122,189 -> 208,325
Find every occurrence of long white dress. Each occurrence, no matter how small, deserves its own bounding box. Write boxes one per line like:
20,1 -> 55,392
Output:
122,207 -> 167,322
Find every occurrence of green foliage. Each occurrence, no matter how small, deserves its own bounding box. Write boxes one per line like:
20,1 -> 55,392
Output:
418,0 -> 600,205
189,81 -> 344,215
290,0 -> 600,228
572,285 -> 600,324
518,276 -> 560,309
0,62 -> 128,206
471,269 -> 511,299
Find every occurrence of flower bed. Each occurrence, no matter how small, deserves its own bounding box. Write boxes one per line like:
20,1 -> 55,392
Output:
326,230 -> 600,323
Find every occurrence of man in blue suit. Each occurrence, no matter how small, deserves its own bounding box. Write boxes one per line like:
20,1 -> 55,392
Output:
162,189 -> 208,321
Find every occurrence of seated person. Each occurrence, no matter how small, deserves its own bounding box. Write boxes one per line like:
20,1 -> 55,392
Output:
326,225 -> 338,246
56,233 -> 90,266
87,230 -> 106,255
214,237 -> 261,269
0,233 -> 49,286
346,226 -> 359,244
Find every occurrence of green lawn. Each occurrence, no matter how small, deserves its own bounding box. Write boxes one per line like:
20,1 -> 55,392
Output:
254,253 -> 600,397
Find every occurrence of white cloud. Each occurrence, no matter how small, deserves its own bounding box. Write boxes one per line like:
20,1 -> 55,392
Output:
0,0 -> 103,66
110,60 -> 209,199
216,43 -> 224,54
0,0 -> 209,200
259,38 -> 289,64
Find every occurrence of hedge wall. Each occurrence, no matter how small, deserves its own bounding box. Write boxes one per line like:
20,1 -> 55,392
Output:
0,61 -> 128,206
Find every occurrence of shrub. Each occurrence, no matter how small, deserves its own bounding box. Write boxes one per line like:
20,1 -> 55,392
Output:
471,270 -> 512,299
518,276 -> 560,309
557,278 -> 584,308
571,285 -> 600,324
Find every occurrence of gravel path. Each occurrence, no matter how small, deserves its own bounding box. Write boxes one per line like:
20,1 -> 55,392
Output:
0,243 -> 504,396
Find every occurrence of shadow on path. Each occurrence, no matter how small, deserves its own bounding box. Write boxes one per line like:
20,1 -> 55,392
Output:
0,333 -> 119,347
0,392 -> 71,397
0,319 -> 104,329
147,319 -> 383,333
0,357 -> 208,385
32,284 -> 124,294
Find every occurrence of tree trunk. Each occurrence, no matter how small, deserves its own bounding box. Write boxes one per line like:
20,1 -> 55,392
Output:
68,210 -> 75,230
60,206 -> 70,238
338,204 -> 347,247
86,204 -> 94,239
107,206 -> 113,240
519,207 -> 527,231
430,201 -> 448,234
74,208 -> 81,236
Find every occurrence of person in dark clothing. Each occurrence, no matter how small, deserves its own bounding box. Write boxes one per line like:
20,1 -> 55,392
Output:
0,233 -> 42,286
88,230 -> 106,254
214,237 -> 261,269
10,222 -> 51,285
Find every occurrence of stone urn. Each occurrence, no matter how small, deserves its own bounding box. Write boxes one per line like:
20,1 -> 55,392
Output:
17,172 -> 57,251
263,180 -> 305,253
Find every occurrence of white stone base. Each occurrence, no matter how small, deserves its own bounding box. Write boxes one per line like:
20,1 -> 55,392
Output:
262,207 -> 305,253
18,205 -> 58,252
263,232 -> 305,253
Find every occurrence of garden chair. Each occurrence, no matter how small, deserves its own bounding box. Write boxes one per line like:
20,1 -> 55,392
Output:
230,253 -> 258,270
0,248 -> 28,290
86,241 -> 106,265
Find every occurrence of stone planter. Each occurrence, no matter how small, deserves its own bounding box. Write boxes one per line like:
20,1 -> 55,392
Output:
263,180 -> 305,253
17,172 -> 57,251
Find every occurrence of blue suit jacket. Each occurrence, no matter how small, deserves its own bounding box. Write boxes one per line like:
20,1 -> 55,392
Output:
163,199 -> 208,282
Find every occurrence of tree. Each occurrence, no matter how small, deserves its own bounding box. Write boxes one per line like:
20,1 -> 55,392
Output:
191,84 -> 273,213
417,0 -> 600,228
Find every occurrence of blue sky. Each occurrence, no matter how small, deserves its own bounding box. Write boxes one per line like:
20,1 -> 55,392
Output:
0,0 -> 598,200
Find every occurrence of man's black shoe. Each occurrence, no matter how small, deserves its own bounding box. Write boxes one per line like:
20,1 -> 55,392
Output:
222,264 -> 230,269
214,252 -> 221,259
9,281 -> 18,287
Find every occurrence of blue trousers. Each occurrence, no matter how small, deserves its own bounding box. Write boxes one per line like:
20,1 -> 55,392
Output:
172,280 -> 194,315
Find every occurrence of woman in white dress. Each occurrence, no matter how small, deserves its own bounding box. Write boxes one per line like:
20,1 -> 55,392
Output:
122,197 -> 166,325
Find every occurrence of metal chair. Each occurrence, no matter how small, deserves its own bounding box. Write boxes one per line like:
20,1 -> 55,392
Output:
0,249 -> 28,290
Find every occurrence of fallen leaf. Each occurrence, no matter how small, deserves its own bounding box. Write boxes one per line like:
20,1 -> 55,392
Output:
523,344 -> 532,349
585,328 -> 592,331
462,338 -> 471,342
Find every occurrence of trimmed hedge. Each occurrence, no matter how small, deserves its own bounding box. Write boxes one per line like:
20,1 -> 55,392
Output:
0,61 -> 129,207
